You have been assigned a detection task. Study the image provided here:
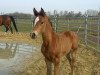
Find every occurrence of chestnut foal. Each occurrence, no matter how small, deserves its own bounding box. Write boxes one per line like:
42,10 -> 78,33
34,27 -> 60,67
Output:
30,8 -> 78,75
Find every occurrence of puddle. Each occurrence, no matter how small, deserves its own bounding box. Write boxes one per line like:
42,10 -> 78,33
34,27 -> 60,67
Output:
0,42 -> 39,75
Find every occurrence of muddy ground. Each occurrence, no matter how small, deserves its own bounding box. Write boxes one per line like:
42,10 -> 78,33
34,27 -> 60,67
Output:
0,32 -> 100,75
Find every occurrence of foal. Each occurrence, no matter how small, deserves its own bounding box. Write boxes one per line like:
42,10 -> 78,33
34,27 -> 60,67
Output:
30,8 -> 78,75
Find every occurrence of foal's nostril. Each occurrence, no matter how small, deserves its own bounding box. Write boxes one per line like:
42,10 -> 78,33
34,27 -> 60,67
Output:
32,33 -> 36,38
30,33 -> 36,39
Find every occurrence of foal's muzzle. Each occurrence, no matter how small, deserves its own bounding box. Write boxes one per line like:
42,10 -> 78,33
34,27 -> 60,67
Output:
30,33 -> 36,39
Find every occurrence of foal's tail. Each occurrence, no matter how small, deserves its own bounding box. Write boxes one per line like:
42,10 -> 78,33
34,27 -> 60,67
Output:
10,16 -> 18,32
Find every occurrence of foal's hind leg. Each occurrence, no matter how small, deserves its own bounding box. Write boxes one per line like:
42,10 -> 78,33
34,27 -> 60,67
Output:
66,50 -> 76,75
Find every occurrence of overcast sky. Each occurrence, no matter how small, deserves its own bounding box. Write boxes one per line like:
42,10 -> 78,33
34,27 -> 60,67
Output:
0,0 -> 100,14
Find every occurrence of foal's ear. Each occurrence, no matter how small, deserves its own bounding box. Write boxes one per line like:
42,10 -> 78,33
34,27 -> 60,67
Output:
33,8 -> 38,16
40,8 -> 45,16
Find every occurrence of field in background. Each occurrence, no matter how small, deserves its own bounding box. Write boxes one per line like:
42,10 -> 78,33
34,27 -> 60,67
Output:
0,18 -> 32,32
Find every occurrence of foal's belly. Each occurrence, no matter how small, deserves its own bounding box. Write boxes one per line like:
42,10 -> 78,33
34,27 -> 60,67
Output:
59,37 -> 72,55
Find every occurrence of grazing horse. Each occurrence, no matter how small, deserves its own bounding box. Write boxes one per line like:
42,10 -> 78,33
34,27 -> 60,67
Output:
0,15 -> 18,33
30,8 -> 78,75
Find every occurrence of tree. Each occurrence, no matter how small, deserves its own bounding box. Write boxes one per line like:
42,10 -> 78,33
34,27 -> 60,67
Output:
59,11 -> 63,17
67,11 -> 74,17
75,12 -> 82,17
63,11 -> 68,16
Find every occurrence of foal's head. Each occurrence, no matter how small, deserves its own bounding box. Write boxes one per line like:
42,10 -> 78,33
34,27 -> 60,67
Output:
30,8 -> 50,39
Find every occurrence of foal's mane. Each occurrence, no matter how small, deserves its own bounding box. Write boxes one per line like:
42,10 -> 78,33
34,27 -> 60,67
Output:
48,18 -> 53,27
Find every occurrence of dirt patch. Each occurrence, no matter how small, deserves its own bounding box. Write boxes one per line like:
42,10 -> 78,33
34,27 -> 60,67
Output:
0,32 -> 100,75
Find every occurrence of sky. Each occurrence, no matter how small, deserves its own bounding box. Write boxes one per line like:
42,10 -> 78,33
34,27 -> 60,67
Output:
0,0 -> 100,14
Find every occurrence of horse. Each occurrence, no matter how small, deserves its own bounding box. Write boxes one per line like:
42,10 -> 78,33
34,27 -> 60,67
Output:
30,8 -> 79,75
0,15 -> 18,33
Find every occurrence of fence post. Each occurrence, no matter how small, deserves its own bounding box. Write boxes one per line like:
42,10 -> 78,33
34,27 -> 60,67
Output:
54,14 -> 58,32
31,16 -> 33,25
85,15 -> 88,46
97,16 -> 100,50
67,18 -> 70,30
14,16 -> 17,27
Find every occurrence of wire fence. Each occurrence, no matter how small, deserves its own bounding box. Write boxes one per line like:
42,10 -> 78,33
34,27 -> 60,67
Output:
51,16 -> 100,52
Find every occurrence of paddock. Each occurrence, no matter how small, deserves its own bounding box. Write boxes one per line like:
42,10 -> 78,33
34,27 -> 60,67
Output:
0,16 -> 100,75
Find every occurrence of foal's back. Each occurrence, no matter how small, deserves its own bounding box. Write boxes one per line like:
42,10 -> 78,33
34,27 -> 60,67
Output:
57,31 -> 78,55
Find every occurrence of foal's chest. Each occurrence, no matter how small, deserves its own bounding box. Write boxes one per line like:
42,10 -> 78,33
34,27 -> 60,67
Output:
41,43 -> 60,61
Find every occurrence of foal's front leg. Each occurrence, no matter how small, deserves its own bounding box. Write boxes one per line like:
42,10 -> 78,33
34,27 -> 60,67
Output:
54,58 -> 60,75
45,58 -> 52,75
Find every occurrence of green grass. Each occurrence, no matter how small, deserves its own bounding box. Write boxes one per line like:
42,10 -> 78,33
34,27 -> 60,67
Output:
16,19 -> 32,32
0,19 -> 32,32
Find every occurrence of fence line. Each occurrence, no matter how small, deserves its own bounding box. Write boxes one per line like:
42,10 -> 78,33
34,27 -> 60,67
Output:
15,16 -> 100,52
51,16 -> 100,52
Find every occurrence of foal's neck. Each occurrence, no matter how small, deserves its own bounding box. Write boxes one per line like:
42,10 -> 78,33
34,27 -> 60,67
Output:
42,20 -> 55,43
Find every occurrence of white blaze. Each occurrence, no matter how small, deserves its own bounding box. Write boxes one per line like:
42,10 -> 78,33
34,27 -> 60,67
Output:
34,17 -> 39,26
32,17 -> 39,36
